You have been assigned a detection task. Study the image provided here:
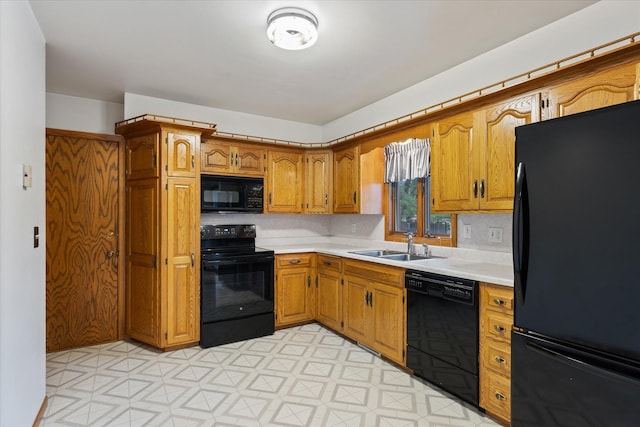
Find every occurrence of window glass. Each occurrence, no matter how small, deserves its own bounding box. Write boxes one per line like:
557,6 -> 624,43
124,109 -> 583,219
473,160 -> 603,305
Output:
424,177 -> 451,237
391,177 -> 451,238
394,179 -> 418,233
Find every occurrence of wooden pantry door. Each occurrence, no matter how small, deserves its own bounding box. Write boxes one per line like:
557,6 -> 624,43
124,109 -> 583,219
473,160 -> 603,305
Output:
46,129 -> 124,352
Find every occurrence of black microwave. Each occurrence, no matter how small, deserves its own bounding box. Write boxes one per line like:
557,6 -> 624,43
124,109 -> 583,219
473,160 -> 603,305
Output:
201,175 -> 264,213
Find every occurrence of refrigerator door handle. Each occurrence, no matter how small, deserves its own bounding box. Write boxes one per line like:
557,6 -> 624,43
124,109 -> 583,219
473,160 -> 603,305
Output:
528,339 -> 640,383
514,162 -> 528,302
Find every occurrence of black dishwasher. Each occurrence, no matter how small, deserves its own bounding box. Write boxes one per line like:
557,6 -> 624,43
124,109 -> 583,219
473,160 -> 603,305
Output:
405,270 -> 479,406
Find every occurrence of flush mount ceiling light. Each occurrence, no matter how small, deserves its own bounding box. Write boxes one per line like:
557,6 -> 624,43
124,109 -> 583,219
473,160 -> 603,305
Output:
267,7 -> 318,50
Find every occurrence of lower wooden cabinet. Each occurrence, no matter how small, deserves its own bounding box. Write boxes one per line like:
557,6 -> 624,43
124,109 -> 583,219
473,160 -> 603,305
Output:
316,254 -> 343,331
275,253 -> 316,327
479,282 -> 514,425
342,259 -> 406,365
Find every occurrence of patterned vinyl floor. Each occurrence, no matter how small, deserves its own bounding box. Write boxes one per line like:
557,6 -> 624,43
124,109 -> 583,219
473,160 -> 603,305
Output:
42,323 -> 500,426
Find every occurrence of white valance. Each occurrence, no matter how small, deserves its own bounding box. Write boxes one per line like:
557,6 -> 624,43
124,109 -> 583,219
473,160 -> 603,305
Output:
383,138 -> 430,183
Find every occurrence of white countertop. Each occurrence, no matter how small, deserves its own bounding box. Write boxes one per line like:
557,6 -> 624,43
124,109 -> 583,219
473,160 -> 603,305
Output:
260,240 -> 514,287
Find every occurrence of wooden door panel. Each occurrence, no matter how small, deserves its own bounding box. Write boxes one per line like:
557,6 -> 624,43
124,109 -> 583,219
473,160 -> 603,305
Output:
342,276 -> 369,343
201,141 -> 233,174
306,151 -> 332,214
267,149 -> 303,213
46,131 -> 121,352
370,284 -> 404,364
316,272 -> 341,330
333,146 -> 359,213
237,145 -> 265,176
167,133 -> 196,177
278,269 -> 311,325
126,133 -> 158,180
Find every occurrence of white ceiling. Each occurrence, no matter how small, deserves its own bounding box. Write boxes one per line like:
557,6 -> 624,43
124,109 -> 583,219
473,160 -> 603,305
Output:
30,0 -> 596,125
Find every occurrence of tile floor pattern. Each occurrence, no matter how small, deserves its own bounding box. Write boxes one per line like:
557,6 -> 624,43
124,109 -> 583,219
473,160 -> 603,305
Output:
43,324 -> 500,427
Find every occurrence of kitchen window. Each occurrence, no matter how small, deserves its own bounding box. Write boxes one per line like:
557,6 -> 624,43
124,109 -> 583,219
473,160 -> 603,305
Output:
388,177 -> 454,244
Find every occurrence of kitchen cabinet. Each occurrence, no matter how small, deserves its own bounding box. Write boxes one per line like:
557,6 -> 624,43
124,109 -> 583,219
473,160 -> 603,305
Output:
432,94 -> 539,212
545,62 -> 639,119
342,259 -> 405,365
201,138 -> 266,176
117,116 -> 208,349
305,150 -> 332,214
333,145 -> 360,213
275,253 -> 316,327
479,282 -> 514,425
266,148 -> 304,213
315,254 -> 342,331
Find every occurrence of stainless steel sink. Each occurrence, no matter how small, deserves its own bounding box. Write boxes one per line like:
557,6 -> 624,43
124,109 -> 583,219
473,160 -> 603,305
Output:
379,253 -> 442,261
349,249 -> 405,257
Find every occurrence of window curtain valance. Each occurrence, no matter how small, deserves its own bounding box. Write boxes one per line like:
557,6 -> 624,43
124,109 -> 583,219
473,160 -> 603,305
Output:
383,138 -> 430,183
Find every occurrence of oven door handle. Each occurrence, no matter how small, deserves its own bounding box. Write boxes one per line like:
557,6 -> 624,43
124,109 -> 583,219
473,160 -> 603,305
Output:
202,255 -> 274,267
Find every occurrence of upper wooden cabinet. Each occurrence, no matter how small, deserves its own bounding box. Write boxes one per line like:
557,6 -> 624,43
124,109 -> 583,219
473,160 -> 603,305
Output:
266,148 -> 304,213
432,94 -> 539,212
168,133 -> 197,177
333,145 -> 360,213
201,139 -> 266,176
305,150 -> 332,214
126,133 -> 159,180
545,62 -> 640,119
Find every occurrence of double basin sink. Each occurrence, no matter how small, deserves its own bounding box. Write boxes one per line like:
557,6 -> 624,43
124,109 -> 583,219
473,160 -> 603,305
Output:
348,249 -> 442,262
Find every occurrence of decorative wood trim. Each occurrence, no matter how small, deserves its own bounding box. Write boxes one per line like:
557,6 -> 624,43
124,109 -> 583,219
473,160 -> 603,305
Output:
32,395 -> 48,427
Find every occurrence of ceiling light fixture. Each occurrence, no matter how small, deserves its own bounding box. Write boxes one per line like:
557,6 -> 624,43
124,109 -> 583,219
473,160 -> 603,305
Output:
267,7 -> 318,51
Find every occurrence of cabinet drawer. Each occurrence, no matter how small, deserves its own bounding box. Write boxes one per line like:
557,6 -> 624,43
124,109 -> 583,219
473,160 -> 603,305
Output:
343,259 -> 404,288
485,311 -> 513,343
482,338 -> 511,378
482,283 -> 513,315
276,253 -> 314,268
318,254 -> 341,273
483,372 -> 511,421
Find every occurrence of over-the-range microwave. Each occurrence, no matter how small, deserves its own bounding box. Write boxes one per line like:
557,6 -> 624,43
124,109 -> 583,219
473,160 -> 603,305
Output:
201,175 -> 264,213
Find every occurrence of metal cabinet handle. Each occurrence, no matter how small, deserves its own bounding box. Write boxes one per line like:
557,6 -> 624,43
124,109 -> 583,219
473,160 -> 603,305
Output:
325,194 -> 328,205
494,356 -> 506,364
307,276 -> 311,287
493,298 -> 506,306
473,179 -> 478,198
365,291 -> 369,306
235,153 -> 239,166
480,178 -> 485,198
323,261 -> 332,266
289,259 -> 301,264
353,191 -> 357,203
494,392 -> 507,401
191,253 -> 195,267
494,325 -> 506,333
107,250 -> 115,258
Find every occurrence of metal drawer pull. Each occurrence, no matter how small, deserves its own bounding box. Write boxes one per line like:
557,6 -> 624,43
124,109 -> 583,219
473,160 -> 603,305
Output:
493,298 -> 506,306
494,325 -> 506,333
289,259 -> 301,264
323,261 -> 332,266
494,356 -> 506,364
494,392 -> 507,401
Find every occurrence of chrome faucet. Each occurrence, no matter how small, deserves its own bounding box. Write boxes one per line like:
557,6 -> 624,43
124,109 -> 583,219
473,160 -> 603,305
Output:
406,232 -> 415,255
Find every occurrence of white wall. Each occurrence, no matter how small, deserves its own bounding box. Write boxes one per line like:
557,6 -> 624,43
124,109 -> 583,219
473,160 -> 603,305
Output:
124,93 -> 323,143
47,93 -> 124,135
0,2 -> 47,426
322,1 -> 640,140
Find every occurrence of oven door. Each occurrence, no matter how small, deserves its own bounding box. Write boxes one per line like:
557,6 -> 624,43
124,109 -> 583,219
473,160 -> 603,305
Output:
201,253 -> 274,323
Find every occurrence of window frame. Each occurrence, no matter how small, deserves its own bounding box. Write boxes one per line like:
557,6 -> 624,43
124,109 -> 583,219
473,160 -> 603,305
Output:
384,178 -> 457,247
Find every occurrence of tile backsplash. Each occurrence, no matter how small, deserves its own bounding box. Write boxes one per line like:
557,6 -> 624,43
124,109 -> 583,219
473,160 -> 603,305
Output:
457,213 -> 512,253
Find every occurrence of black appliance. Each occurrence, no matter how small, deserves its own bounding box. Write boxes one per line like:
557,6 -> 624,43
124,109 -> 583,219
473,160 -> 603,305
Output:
406,270 -> 479,405
200,224 -> 274,348
512,100 -> 640,426
201,175 -> 264,213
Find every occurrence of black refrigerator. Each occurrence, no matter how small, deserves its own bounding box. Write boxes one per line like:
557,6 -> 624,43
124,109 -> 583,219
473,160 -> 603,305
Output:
512,100 -> 640,426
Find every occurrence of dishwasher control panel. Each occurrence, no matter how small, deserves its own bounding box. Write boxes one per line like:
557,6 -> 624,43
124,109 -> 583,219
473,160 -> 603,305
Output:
405,270 -> 477,305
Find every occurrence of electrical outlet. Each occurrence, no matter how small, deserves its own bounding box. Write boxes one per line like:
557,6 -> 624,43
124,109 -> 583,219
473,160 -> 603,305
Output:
463,224 -> 471,239
488,227 -> 503,243
351,223 -> 356,233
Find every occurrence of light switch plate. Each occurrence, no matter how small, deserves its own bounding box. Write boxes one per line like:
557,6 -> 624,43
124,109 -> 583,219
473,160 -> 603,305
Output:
489,227 -> 503,243
23,164 -> 32,189
463,224 -> 471,239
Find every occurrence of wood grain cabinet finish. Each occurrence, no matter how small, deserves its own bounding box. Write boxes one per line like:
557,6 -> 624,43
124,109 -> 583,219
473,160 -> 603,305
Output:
118,119 -> 203,350
201,139 -> 265,176
333,145 -> 360,213
315,254 -> 342,331
479,282 -> 514,425
275,254 -> 316,327
545,62 -> 640,119
432,94 -> 539,212
266,148 -> 304,213
342,259 -> 406,365
305,150 -> 332,214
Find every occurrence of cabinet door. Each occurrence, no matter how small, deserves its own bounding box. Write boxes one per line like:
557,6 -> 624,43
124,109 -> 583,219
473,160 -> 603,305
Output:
126,133 -> 159,180
167,132 -> 197,177
342,274 -> 369,343
432,111 -> 479,211
276,267 -> 313,326
201,140 -> 233,174
125,178 -> 160,346
333,146 -> 359,213
370,282 -> 405,365
480,94 -> 539,210
316,259 -> 342,331
236,145 -> 266,176
305,151 -> 332,214
166,177 -> 199,346
267,149 -> 304,213
547,62 -> 639,119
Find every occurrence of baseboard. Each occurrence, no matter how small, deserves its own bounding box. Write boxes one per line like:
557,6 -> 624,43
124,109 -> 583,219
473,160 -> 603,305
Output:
33,396 -> 48,427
